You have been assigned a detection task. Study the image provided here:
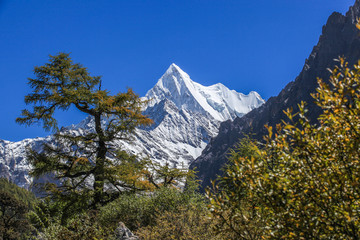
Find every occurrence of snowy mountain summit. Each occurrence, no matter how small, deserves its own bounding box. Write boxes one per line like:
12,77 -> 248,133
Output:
146,64 -> 264,121
0,64 -> 264,188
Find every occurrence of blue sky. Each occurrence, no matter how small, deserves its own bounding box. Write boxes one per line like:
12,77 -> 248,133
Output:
0,0 -> 355,141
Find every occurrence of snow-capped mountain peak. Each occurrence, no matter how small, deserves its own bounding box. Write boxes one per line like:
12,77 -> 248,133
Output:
147,63 -> 192,99
165,63 -> 190,78
145,64 -> 265,121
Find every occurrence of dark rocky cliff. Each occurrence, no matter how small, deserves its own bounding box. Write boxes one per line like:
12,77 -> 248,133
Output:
191,0 -> 360,190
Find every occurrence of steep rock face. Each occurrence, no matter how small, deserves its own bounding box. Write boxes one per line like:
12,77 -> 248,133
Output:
0,137 -> 49,188
0,64 -> 264,189
191,0 -> 360,190
121,99 -> 220,168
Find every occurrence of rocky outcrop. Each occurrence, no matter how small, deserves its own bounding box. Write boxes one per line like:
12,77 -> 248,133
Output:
191,0 -> 360,190
114,222 -> 139,240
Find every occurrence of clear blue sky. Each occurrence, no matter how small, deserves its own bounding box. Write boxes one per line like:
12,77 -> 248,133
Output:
0,0 -> 355,141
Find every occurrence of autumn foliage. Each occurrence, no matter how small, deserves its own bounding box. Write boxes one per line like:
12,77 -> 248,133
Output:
208,59 -> 360,239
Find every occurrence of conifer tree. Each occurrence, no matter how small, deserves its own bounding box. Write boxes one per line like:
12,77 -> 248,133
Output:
16,53 -> 153,220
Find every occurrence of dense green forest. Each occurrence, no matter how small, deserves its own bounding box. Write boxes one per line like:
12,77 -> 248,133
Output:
1,53 -> 360,239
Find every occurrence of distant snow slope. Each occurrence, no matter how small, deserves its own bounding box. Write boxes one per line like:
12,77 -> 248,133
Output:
0,64 -> 265,188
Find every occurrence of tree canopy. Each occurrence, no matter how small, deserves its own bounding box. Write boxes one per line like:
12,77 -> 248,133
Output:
16,53 -> 154,221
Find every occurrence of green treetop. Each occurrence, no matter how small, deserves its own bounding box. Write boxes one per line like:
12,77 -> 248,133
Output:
17,53 -> 153,221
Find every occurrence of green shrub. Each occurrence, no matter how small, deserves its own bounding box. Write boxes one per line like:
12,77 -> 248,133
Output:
99,192 -> 152,230
39,212 -> 112,240
100,185 -> 207,232
0,190 -> 32,240
135,205 -> 218,240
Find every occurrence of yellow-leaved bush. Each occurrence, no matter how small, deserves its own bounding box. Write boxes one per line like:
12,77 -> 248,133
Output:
207,58 -> 360,239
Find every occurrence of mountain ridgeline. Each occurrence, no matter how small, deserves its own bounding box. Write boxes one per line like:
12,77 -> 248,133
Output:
190,0 -> 360,190
0,64 -> 264,189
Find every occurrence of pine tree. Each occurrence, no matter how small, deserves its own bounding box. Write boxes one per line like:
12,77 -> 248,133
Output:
16,53 -> 153,221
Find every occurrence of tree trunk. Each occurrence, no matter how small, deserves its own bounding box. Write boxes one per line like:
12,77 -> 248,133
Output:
93,113 -> 107,209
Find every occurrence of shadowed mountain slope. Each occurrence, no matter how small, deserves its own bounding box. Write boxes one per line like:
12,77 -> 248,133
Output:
190,0 -> 360,190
